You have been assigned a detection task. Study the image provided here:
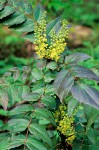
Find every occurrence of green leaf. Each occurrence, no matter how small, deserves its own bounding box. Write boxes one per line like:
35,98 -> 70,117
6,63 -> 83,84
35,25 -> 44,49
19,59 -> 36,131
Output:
25,3 -> 33,15
87,128 -> 96,144
86,109 -> 99,130
71,84 -> 99,109
0,109 -> 8,116
19,85 -> 40,102
32,82 -> 44,95
8,0 -> 19,7
22,73 -> 30,81
0,6 -> 14,19
83,105 -> 95,119
23,93 -> 40,102
34,108 -> 55,124
22,66 -> 31,73
68,99 -> 79,116
8,134 -> 25,149
45,84 -> 54,95
41,95 -> 56,109
12,69 -> 20,82
73,143 -> 99,150
72,144 -> 82,150
34,4 -> 44,21
7,85 -> 21,106
0,133 -> 9,141
0,139 -> 12,150
36,59 -> 47,70
0,134 -> 47,150
0,134 -> 25,150
46,16 -> 61,35
26,135 -> 47,150
8,104 -> 34,116
0,4 -> 4,11
21,2 -> 33,14
0,120 -> 4,127
46,61 -> 57,70
29,123 -> 52,146
94,118 -> 99,129
0,0 -> 7,4
3,72 -> 11,78
3,11 -> 26,26
23,32 -> 34,42
12,72 -> 19,81
72,144 -> 88,150
11,18 -> 34,32
89,144 -> 99,150
7,118 -> 29,132
44,72 -> 55,83
0,90 -> 8,110
19,86 -> 30,98
38,119 -> 50,125
32,68 -> 43,80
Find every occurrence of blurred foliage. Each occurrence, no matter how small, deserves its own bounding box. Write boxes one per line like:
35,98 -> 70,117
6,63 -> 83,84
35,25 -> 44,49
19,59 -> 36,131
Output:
0,25 -> 25,58
29,0 -> 99,26
0,26 -> 31,74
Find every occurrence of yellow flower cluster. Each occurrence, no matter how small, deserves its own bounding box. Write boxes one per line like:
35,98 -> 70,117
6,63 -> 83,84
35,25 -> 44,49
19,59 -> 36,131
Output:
48,20 -> 68,61
34,12 -> 48,59
34,12 -> 68,61
53,105 -> 75,145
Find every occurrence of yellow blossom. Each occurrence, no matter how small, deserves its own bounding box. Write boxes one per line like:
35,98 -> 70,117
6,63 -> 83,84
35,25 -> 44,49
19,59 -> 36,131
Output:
53,104 -> 76,145
34,12 -> 68,61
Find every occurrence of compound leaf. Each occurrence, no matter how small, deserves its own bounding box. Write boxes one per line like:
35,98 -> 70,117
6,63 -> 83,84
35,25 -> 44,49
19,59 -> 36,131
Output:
29,123 -> 52,146
72,65 -> 99,81
0,6 -> 14,19
3,11 -> 26,26
71,84 -> 99,109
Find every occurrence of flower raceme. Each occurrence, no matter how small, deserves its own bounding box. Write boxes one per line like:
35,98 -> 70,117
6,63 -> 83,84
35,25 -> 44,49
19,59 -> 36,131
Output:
53,105 -> 76,145
34,12 -> 68,61
34,12 -> 48,59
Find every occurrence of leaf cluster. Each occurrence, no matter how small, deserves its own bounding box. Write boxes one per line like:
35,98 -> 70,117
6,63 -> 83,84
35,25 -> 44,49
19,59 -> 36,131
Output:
0,59 -> 59,150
